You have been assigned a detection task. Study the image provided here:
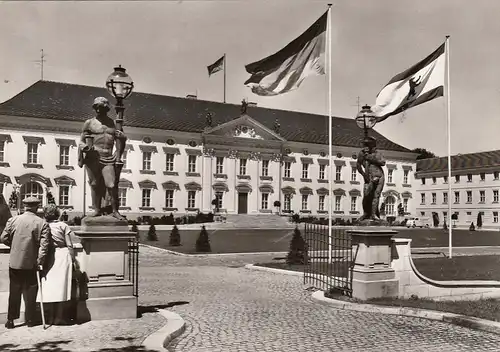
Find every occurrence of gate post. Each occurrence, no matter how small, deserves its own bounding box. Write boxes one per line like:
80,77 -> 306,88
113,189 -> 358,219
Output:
349,228 -> 399,300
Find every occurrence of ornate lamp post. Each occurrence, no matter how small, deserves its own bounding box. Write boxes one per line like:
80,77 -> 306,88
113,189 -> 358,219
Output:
355,104 -> 377,138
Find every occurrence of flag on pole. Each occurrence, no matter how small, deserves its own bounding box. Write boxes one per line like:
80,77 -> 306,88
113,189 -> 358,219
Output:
372,43 -> 445,122
207,55 -> 224,76
244,10 -> 327,96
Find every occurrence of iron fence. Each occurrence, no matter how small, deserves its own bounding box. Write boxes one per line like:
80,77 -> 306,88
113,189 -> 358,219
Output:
128,238 -> 139,298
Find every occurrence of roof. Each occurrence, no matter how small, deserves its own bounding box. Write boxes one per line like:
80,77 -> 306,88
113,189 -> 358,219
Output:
0,80 -> 411,152
416,150 -> 500,175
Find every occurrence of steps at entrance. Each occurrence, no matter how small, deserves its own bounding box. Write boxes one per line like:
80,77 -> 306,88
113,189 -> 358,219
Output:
222,214 -> 295,229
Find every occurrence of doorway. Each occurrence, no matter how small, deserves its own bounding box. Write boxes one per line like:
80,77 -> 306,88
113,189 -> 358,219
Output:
238,192 -> 248,214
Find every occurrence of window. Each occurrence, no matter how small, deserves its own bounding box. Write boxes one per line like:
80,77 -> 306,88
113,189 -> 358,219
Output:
454,191 -> 460,203
118,188 -> 127,207
284,194 -> 291,211
431,193 -> 436,204
215,191 -> 223,209
0,141 -> 4,162
443,192 -> 448,204
319,195 -> 325,211
165,190 -> 174,208
443,176 -> 448,184
480,173 -> 485,181
301,195 -> 308,210
421,178 -> 426,185
432,177 -> 436,184
319,164 -> 326,180
386,196 -> 395,215
187,191 -> 196,208
59,146 -> 70,166
27,143 -> 38,164
335,195 -> 341,211
350,196 -> 357,212
216,157 -> 224,174
21,182 -> 43,204
351,167 -> 357,182
403,198 -> 408,213
420,193 -> 425,205
59,185 -> 69,206
494,190 -> 499,203
455,175 -> 460,183
495,171 -> 499,180
403,170 -> 409,184
302,163 -> 309,179
188,155 -> 197,173
261,160 -> 269,177
142,189 -> 151,207
142,151 -> 152,170
239,158 -> 247,175
466,191 -> 472,203
480,190 -> 485,203
261,193 -> 269,210
494,212 -> 499,223
335,165 -> 342,181
284,162 -> 291,178
467,174 -> 472,182
387,169 -> 393,183
166,153 -> 175,172
122,151 -> 128,169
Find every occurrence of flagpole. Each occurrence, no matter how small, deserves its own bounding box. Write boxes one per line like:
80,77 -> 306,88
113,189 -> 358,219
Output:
445,35 -> 452,258
224,53 -> 227,103
327,3 -> 333,264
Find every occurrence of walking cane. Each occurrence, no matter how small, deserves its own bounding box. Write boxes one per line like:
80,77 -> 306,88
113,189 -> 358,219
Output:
36,267 -> 46,330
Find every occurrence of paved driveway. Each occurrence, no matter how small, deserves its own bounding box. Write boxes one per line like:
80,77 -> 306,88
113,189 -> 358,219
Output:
141,247 -> 500,352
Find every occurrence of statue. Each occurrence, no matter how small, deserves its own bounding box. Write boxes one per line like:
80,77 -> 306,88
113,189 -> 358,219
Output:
78,97 -> 127,220
356,136 -> 386,223
240,99 -> 248,115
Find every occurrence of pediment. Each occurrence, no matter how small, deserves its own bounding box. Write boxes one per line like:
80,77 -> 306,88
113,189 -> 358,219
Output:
203,115 -> 286,142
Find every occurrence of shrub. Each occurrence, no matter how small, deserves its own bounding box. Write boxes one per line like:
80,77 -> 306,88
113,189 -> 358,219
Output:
292,213 -> 300,223
169,225 -> 181,246
286,226 -> 308,265
72,216 -> 82,226
469,222 -> 476,231
195,225 -> 211,252
167,213 -> 175,225
147,224 -> 158,241
477,212 -> 483,229
397,203 -> 405,217
443,220 -> 448,231
131,223 -> 139,234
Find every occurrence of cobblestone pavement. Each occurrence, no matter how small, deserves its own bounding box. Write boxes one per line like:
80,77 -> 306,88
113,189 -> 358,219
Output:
140,247 -> 500,352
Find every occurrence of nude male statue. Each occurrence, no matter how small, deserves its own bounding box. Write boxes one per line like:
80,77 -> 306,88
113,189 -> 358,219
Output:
78,97 -> 127,220
356,136 -> 386,222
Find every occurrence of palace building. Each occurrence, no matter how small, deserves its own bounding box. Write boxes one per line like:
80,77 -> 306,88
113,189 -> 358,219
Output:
0,80 -> 418,220
415,150 -> 500,229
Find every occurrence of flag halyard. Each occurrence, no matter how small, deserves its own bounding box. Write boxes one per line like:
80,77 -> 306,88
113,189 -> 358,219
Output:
208,55 -> 225,76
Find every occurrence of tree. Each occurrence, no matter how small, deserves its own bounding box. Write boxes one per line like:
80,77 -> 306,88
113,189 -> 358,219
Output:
169,225 -> 181,246
411,148 -> 436,160
432,212 -> 439,227
8,191 -> 18,209
196,225 -> 211,252
469,222 -> 476,231
397,203 -> 405,217
46,188 -> 56,205
286,226 -> 309,265
477,212 -> 483,229
147,224 -> 158,241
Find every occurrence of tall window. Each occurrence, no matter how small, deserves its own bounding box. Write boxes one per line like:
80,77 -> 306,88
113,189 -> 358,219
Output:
420,193 -> 425,205
467,174 -> 472,182
21,182 -> 43,204
59,185 -> 69,206
166,153 -> 175,172
188,190 -> 196,208
142,189 -> 151,207
403,198 -> 408,213
480,190 -> 485,203
118,188 -> 127,207
165,190 -> 174,208
0,141 -> 4,162
350,196 -> 357,212
188,155 -> 197,173
387,170 -> 393,183
142,151 -> 152,170
284,162 -> 291,178
122,151 -> 128,169
239,158 -> 247,175
466,191 -> 472,203
284,194 -> 291,211
431,193 -> 436,204
385,196 -> 395,215
27,143 -> 38,164
494,211 -> 499,224
319,164 -> 326,180
301,195 -> 308,210
403,170 -> 409,184
261,160 -> 269,177
335,165 -> 342,181
421,178 -> 426,185
334,195 -> 341,211
454,191 -> 460,203
59,146 -> 70,166
302,163 -> 309,179
443,192 -> 448,204
455,175 -> 460,183
216,157 -> 224,174
480,173 -> 486,181
494,190 -> 499,203
351,167 -> 357,182
215,191 -> 223,209
261,193 -> 269,209
319,195 -> 325,211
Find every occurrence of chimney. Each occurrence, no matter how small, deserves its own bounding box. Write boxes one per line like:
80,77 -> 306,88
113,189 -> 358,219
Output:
186,94 -> 197,100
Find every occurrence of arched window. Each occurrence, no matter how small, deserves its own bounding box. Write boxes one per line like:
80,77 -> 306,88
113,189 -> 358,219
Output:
21,182 -> 44,204
385,196 -> 395,216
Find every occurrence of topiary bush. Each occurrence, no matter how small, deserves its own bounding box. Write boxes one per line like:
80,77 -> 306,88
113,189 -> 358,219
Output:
477,212 -> 483,229
169,225 -> 181,246
147,224 -> 158,241
469,222 -> 476,232
195,225 -> 211,252
131,223 -> 139,234
286,226 -> 309,265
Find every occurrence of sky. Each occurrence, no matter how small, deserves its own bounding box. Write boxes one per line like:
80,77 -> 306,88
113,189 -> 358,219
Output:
0,0 -> 497,157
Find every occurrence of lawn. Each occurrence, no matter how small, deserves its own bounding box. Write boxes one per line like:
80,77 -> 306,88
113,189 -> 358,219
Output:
393,228 -> 500,248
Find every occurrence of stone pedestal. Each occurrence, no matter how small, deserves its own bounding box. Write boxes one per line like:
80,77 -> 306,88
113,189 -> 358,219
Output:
349,228 -> 399,300
75,216 -> 137,322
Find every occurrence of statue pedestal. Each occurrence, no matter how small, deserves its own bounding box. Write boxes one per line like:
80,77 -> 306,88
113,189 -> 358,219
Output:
349,228 -> 399,300
75,216 -> 137,321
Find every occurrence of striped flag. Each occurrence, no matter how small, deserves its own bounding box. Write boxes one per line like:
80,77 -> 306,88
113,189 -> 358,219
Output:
244,11 -> 327,96
207,56 -> 224,76
372,43 -> 445,122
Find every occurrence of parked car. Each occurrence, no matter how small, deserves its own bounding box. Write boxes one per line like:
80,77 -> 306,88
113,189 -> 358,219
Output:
406,217 -> 431,228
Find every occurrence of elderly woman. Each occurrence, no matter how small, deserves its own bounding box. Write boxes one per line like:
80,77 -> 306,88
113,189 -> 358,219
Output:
37,204 -> 76,325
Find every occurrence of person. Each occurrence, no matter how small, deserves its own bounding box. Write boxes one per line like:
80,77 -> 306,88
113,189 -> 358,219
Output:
78,96 -> 127,219
0,193 -> 12,233
0,196 -> 50,329
36,204 -> 77,325
356,136 -> 386,221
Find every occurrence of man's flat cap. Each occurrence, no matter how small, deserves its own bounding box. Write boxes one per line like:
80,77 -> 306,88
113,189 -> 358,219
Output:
22,196 -> 41,205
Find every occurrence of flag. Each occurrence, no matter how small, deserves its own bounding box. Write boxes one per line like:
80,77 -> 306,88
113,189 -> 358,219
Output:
244,10 -> 327,96
207,56 -> 224,76
372,43 -> 445,122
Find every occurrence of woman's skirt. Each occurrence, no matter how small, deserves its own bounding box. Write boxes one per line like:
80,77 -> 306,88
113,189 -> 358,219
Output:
37,247 -> 73,303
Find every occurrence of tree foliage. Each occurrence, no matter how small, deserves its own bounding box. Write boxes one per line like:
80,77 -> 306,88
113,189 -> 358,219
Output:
169,225 -> 181,246
411,148 -> 436,160
196,225 -> 211,252
286,226 -> 308,265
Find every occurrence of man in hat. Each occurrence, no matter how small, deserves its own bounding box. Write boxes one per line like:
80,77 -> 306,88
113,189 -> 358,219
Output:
356,136 -> 386,221
1,196 -> 51,329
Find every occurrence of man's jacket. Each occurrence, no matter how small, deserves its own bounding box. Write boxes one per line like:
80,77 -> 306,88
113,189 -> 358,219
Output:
0,211 -> 51,269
